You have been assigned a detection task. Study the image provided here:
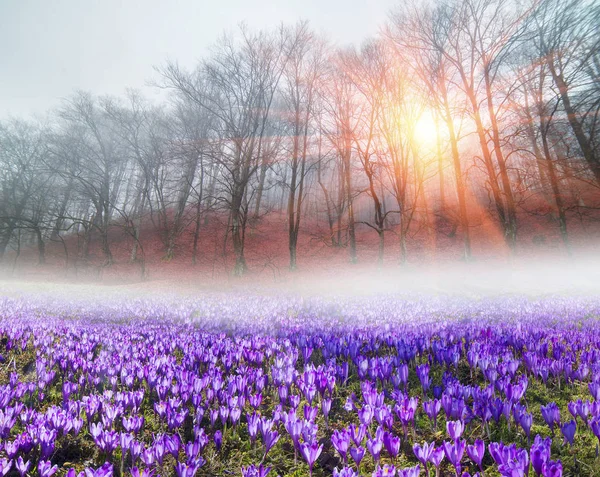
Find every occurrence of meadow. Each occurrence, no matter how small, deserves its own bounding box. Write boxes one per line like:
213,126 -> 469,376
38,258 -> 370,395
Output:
1,293 -> 599,477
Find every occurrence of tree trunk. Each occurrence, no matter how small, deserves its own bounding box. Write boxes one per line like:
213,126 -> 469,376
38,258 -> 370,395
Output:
440,82 -> 472,260
51,179 -> 74,241
35,227 -> 45,265
192,162 -> 205,265
522,92 -> 553,205
548,58 -> 600,186
231,189 -> 247,276
253,154 -> 269,219
288,123 -> 300,271
317,159 -> 336,246
10,230 -> 21,276
467,88 -> 509,248
203,163 -> 217,226
399,216 -> 407,265
344,150 -> 357,264
539,109 -> 571,255
484,68 -> 518,250
335,162 -> 346,247
101,201 -> 113,266
289,235 -> 298,271
435,110 -> 446,213
377,230 -> 384,268
0,226 -> 14,262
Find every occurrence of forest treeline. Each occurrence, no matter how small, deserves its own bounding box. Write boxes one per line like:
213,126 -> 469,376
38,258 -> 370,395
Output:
1,0 -> 599,276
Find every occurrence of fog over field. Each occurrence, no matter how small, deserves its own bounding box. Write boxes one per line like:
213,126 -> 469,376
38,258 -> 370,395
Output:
2,255 -> 599,303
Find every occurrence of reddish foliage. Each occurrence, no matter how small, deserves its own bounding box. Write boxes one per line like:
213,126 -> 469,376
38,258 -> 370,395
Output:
4,194 -> 599,286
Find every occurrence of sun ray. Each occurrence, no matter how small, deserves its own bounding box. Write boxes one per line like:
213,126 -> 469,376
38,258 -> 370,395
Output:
413,112 -> 438,147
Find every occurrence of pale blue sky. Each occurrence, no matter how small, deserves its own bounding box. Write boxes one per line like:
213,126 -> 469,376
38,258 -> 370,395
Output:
0,0 -> 398,118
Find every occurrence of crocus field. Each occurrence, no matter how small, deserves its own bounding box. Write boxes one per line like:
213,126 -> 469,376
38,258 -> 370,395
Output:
1,293 -> 600,477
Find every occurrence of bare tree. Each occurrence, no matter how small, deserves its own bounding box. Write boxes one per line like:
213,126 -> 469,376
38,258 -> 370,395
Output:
0,119 -> 50,263
341,40 -> 392,266
55,92 -> 128,266
159,25 -> 291,275
323,52 -> 360,264
530,0 -> 600,186
388,6 -> 473,259
281,22 -> 326,270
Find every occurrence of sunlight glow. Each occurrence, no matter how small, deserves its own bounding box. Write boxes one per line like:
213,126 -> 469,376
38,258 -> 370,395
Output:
413,112 -> 438,147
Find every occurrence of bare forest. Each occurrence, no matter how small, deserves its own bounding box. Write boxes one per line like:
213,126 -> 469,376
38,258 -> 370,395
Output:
1,0 -> 599,279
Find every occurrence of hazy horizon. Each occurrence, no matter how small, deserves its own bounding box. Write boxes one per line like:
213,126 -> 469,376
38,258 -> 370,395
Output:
3,253 -> 600,300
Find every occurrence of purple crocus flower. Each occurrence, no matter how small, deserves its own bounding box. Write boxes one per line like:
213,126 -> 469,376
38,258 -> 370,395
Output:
350,446 -> 365,468
209,409 -> 218,427
230,407 -> 242,427
443,439 -> 466,475
302,421 -> 318,444
520,413 -> 533,441
417,364 -> 431,392
15,457 -> 30,477
541,460 -> 562,477
413,441 -> 434,466
372,464 -> 397,477
359,405 -> 374,426
397,465 -> 420,477
590,416 -> 600,447
214,430 -> 223,452
332,429 -> 351,463
466,439 -> 485,471
140,448 -> 155,467
491,442 -> 529,477
153,437 -> 166,466
289,394 -> 301,409
344,395 -> 356,412
4,440 -> 19,460
333,467 -> 359,477
130,468 -> 154,477
322,398 -> 332,419
530,435 -> 551,476
540,403 -> 560,434
413,441 -> 435,477
560,420 -> 576,446
38,460 -> 59,477
165,434 -> 181,459
241,464 -> 271,477
350,424 -> 366,446
300,441 -> 323,477
83,463 -> 113,477
498,462 -> 527,476
263,430 -> 279,456
447,420 -> 465,441
383,431 -> 401,459
260,418 -> 274,438
0,459 -> 11,477
174,461 -> 202,477
429,445 -> 445,470
423,399 -> 441,429
304,405 -> 318,422
286,419 -> 303,449
398,364 -> 409,389
120,432 -> 134,453
247,413 -> 260,442
367,434 -> 383,465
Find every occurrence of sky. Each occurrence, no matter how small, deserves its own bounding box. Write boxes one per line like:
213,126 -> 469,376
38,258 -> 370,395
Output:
0,0 -> 398,119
